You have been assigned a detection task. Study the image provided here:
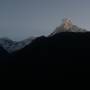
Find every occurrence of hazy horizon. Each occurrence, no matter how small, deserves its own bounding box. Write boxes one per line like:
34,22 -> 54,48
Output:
0,0 -> 90,41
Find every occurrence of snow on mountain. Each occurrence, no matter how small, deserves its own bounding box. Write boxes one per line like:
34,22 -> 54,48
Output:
0,37 -> 35,53
49,19 -> 87,36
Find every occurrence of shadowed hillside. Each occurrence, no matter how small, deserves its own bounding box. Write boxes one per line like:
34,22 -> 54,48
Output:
0,46 -> 9,63
12,32 -> 90,64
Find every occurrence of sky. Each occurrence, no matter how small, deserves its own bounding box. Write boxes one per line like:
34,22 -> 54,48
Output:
0,0 -> 90,41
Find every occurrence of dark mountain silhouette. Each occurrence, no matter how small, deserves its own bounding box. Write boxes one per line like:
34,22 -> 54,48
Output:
12,32 -> 90,64
0,46 -> 9,64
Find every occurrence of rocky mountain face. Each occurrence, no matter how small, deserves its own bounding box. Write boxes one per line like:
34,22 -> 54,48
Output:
0,37 -> 35,53
0,38 -> 16,52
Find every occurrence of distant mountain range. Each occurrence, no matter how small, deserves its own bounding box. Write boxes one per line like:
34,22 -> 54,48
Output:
0,19 -> 89,53
0,19 -> 90,73
0,37 -> 35,53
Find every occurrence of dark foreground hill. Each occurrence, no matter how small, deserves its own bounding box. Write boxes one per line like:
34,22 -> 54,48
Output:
0,46 -> 9,72
1,32 -> 90,79
0,46 -> 9,63
12,32 -> 90,64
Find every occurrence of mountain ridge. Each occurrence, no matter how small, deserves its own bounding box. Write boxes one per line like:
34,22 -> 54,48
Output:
11,32 -> 90,64
0,19 -> 90,65
0,37 -> 35,53
0,19 -> 89,53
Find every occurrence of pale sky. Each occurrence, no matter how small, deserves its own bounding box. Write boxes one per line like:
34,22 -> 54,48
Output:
0,0 -> 90,41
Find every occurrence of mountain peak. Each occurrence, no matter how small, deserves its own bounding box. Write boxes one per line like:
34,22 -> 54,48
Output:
49,18 -> 87,36
62,18 -> 73,30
